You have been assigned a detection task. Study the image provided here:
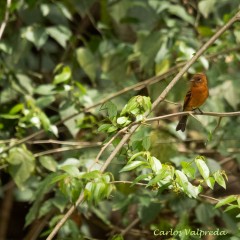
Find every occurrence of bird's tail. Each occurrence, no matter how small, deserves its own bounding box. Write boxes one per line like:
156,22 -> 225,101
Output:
176,115 -> 188,132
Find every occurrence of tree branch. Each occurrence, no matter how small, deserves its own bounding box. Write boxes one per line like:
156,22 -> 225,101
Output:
144,111 -> 240,123
46,10 -> 240,240
2,44 -> 240,154
0,0 -> 11,40
33,143 -> 101,158
121,218 -> 140,236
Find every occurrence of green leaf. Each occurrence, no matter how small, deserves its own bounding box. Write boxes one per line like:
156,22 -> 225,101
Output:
47,25 -> 72,48
142,136 -> 151,150
25,173 -> 58,226
52,192 -> 68,212
35,96 -> 55,108
195,157 -> 210,180
237,196 -> 240,207
197,26 -> 213,37
84,182 -> 95,202
81,170 -> 101,180
56,2 -> 72,20
38,111 -> 51,131
131,174 -> 150,186
98,123 -> 112,132
38,200 -> 53,218
224,205 -> 239,212
59,177 -> 83,203
205,176 -> 215,189
198,0 -> 216,18
93,182 -> 106,201
59,165 -> 80,178
16,74 -> 34,95
53,66 -> 71,85
149,156 -> 162,174
168,5 -> 194,24
121,96 -> 152,116
117,116 -> 129,125
120,161 -> 147,172
34,84 -> 56,95
215,195 -> 237,208
102,101 -> 118,119
175,170 -> 199,198
147,165 -> 173,187
21,25 -> 48,49
195,203 -> 215,224
213,170 -> 226,189
76,47 -> 98,83
0,114 -> 20,119
128,151 -> 145,162
111,235 -> 124,240
107,126 -> 118,133
9,103 -> 24,114
7,146 -> 35,188
49,173 -> 69,185
39,156 -> 58,172
181,161 -> 196,178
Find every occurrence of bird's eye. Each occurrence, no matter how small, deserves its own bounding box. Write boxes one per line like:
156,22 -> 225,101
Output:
196,78 -> 201,81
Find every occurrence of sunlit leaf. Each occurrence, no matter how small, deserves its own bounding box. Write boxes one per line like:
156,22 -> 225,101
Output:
215,195 -> 237,208
195,157 -> 210,180
120,161 -> 147,172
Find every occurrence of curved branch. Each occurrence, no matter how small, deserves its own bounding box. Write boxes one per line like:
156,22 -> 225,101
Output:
46,10 -> 240,240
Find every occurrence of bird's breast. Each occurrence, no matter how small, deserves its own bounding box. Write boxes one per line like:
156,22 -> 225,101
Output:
189,85 -> 208,109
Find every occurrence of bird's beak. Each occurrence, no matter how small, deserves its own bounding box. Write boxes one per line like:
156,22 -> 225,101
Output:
189,78 -> 195,82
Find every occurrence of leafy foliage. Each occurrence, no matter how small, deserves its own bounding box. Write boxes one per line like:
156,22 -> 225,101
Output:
1,0 -> 240,239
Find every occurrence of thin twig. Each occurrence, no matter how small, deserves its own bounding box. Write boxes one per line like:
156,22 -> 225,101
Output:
88,127 -> 128,171
0,0 -> 11,40
212,117 -> 223,135
144,111 -> 240,124
110,181 -> 147,186
28,139 -> 102,146
33,143 -> 101,158
121,218 -> 140,236
219,156 -> 235,165
46,11 -> 240,240
199,194 -> 219,203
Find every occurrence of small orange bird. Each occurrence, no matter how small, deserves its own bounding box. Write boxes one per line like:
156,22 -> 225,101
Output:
176,73 -> 209,132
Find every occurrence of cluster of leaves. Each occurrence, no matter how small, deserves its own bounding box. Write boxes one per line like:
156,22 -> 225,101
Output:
121,153 -> 227,199
99,96 -> 152,133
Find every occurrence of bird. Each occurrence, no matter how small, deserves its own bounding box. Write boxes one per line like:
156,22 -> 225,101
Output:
176,73 -> 209,132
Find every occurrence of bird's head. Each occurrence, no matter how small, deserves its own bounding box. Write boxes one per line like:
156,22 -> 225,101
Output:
190,73 -> 208,87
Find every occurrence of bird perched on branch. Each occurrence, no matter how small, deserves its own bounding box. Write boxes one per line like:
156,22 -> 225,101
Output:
176,73 -> 209,132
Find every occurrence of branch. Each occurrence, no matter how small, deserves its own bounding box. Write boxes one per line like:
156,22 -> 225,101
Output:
121,218 -> 140,237
0,0 -> 11,40
0,181 -> 14,239
33,142 -> 101,158
144,111 -> 240,123
28,139 -> 101,146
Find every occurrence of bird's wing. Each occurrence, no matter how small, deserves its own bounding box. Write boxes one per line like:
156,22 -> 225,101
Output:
183,90 -> 192,110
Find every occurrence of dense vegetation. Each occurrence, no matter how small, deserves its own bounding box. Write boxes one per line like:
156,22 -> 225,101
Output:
0,0 -> 240,239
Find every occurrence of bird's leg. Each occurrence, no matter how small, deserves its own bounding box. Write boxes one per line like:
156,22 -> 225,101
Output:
193,108 -> 203,114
